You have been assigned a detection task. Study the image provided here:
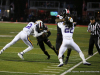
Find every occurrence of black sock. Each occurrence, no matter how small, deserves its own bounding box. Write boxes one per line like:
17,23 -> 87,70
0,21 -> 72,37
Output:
44,51 -> 50,57
67,49 -> 72,57
51,47 -> 58,56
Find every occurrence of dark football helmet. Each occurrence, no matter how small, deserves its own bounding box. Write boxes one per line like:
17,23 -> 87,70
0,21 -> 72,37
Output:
62,8 -> 70,18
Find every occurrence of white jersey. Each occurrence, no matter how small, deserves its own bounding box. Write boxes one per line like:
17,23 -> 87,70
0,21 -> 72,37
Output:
23,22 -> 35,36
58,22 -> 74,39
23,22 -> 44,37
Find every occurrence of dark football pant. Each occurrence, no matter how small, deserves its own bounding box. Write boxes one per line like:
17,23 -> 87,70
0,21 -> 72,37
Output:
56,34 -> 62,52
38,38 -> 57,56
88,35 -> 100,55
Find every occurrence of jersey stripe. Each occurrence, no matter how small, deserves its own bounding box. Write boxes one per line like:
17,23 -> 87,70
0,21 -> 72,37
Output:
69,17 -> 71,20
87,22 -> 99,36
27,36 -> 33,46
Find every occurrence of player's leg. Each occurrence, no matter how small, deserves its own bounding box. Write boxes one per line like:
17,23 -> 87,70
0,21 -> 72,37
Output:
56,35 -> 65,59
38,41 -> 50,59
0,32 -> 20,54
94,37 -> 100,54
56,34 -> 62,55
65,48 -> 72,64
18,35 -> 33,60
44,39 -> 58,56
88,36 -> 94,56
56,43 -> 61,55
71,40 -> 91,65
58,42 -> 67,67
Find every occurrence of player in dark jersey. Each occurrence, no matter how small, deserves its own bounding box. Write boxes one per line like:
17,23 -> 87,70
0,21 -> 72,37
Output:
55,9 -> 72,64
36,20 -> 58,59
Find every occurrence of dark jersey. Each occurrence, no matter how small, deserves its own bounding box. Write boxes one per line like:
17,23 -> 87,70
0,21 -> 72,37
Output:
36,25 -> 48,41
57,24 -> 62,35
56,15 -> 63,35
36,24 -> 48,33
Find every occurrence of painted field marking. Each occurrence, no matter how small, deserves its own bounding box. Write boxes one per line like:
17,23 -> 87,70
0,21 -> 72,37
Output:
0,52 -> 57,56
39,71 -> 60,73
0,71 -> 42,75
47,66 -> 66,69
60,51 -> 98,75
44,69 -> 64,71
0,35 -> 13,37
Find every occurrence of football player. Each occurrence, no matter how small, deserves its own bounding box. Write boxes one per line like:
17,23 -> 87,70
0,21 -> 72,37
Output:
35,20 -> 58,59
0,22 -> 46,60
55,9 -> 72,65
56,15 -> 91,67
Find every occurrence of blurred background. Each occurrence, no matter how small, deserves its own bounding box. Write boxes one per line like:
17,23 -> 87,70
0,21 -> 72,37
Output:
0,0 -> 100,25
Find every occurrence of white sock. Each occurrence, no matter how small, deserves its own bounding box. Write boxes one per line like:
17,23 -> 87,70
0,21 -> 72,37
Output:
0,49 -> 4,53
20,46 -> 33,55
59,58 -> 63,64
79,51 -> 86,63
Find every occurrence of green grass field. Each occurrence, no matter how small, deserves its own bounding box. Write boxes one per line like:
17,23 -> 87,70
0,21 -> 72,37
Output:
0,22 -> 100,75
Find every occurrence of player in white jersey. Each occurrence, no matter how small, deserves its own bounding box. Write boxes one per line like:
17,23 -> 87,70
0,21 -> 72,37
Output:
57,17 -> 91,67
56,10 -> 72,65
0,22 -> 45,60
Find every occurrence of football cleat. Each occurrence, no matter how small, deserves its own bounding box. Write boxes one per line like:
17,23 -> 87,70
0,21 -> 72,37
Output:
58,63 -> 63,67
83,62 -> 91,66
0,49 -> 4,55
0,51 -> 2,55
47,56 -> 50,60
18,53 -> 24,60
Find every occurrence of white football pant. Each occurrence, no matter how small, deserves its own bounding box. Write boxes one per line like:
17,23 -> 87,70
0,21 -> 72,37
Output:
58,39 -> 86,63
1,31 -> 33,54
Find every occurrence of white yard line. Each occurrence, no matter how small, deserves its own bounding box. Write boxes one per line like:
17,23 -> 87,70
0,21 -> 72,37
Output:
0,46 -> 57,51
44,69 -> 64,71
0,35 -> 13,37
0,71 -> 56,75
39,71 -> 60,73
0,52 -> 57,56
0,71 -> 41,75
60,51 -> 98,75
47,66 -> 64,69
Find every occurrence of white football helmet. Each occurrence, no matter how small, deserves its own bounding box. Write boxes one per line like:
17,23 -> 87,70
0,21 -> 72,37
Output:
35,20 -> 43,29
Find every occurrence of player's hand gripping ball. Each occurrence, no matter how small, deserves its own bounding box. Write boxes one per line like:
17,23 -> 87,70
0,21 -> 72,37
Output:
42,32 -> 47,38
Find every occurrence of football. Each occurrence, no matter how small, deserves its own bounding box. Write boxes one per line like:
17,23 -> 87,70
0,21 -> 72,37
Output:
42,32 -> 47,38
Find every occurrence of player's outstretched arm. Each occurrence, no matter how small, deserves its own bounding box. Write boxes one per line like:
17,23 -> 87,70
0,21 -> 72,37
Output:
33,27 -> 44,37
55,18 -> 65,22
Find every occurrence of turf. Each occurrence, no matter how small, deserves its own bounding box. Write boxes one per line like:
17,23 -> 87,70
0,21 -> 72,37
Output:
0,22 -> 100,75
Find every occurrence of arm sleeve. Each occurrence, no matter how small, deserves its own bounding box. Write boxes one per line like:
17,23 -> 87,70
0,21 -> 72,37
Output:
97,23 -> 100,37
87,23 -> 91,32
33,27 -> 44,37
58,22 -> 63,28
47,31 -> 51,37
